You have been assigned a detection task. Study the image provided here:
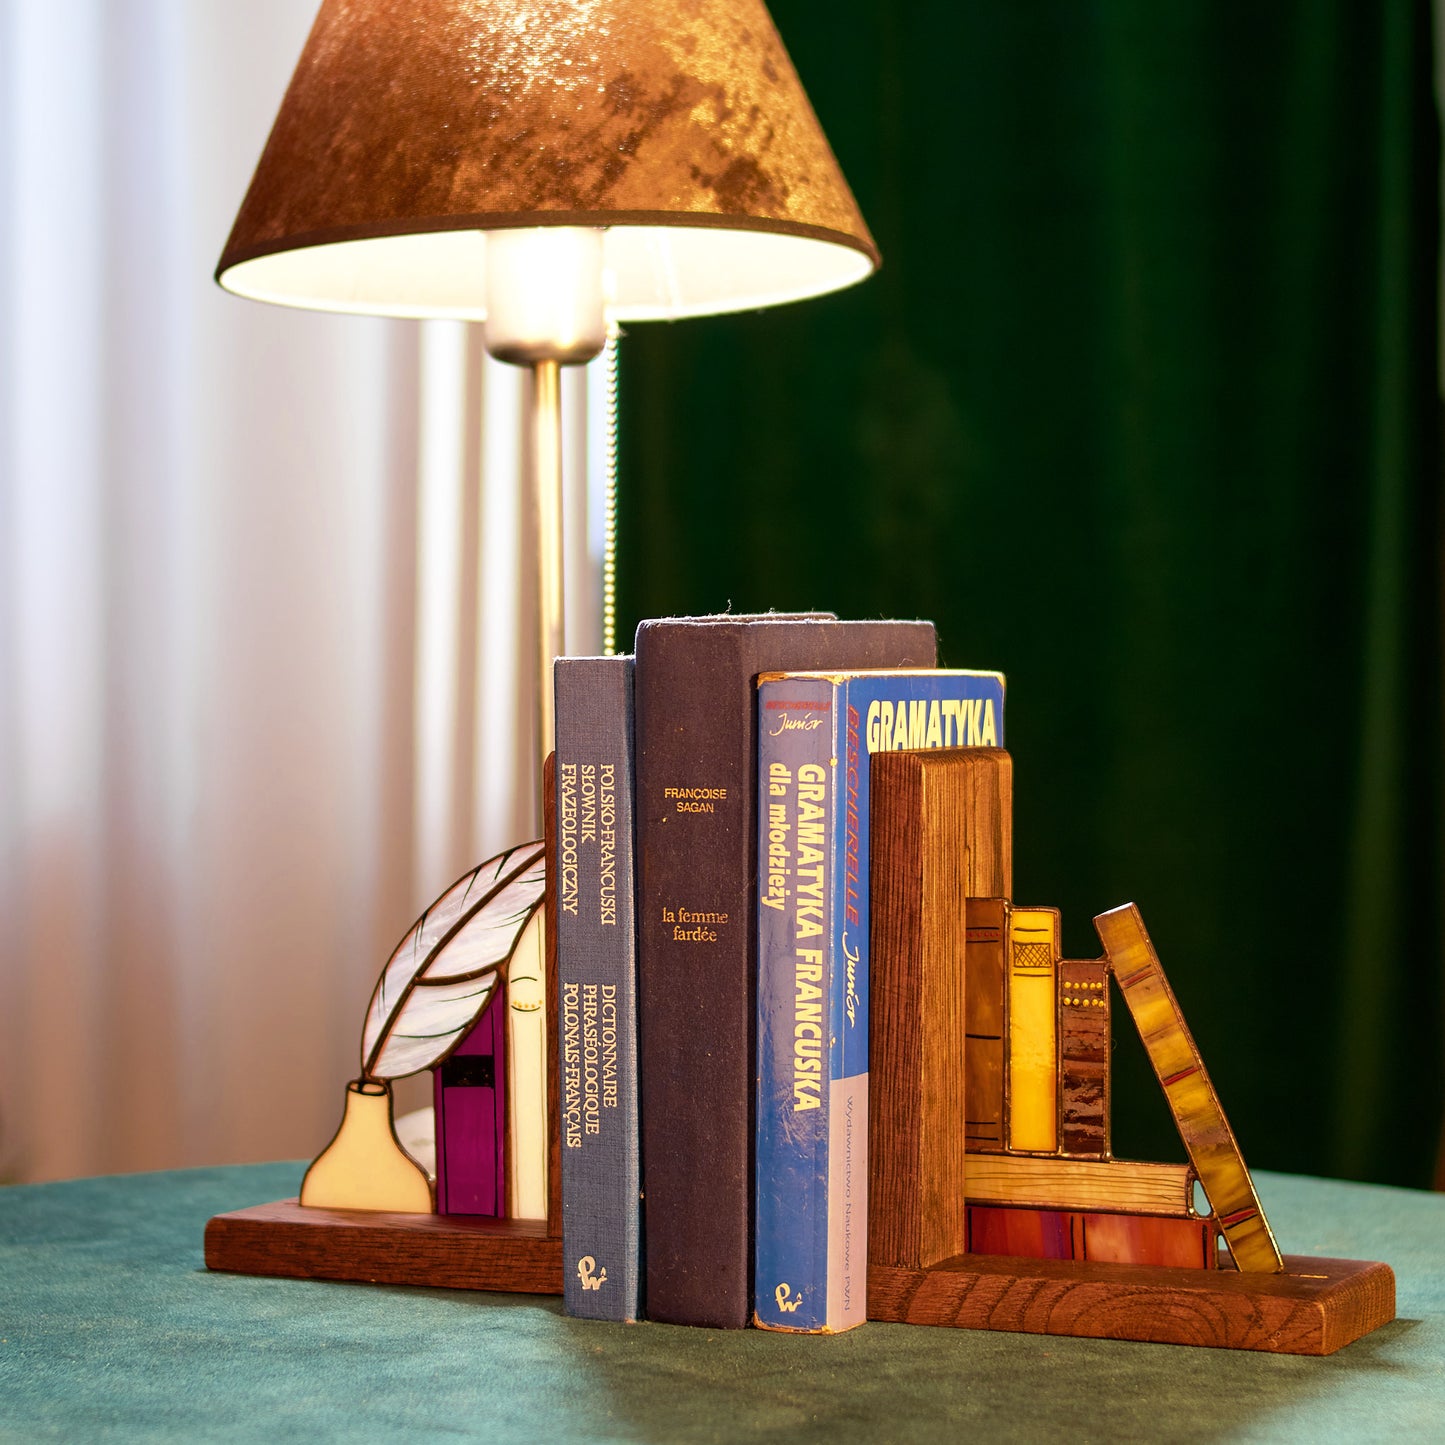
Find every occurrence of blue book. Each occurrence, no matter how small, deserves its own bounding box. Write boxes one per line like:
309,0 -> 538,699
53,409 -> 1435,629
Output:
753,668 -> 1006,1331
555,656 -> 641,1321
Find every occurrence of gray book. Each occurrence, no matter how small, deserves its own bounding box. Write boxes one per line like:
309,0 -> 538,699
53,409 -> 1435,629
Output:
554,655 -> 641,1321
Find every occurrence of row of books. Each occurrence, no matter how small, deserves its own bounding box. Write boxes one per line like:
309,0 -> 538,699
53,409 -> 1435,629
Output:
555,612 -> 1011,1328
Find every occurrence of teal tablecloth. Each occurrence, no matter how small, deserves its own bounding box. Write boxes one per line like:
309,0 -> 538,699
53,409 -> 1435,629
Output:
0,1164 -> 1441,1442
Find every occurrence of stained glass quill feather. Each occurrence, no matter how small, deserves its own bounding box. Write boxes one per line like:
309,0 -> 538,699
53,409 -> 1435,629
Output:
359,841 -> 546,1081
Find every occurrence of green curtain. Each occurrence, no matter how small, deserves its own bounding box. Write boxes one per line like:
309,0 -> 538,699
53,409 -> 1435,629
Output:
617,1 -> 1443,1189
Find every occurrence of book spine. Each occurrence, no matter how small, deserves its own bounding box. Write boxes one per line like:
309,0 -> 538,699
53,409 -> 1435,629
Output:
830,685 -> 868,1329
555,657 -> 641,1321
1058,959 -> 1110,1157
754,676 -> 863,1331
634,623 -> 754,1329
433,1000 -> 506,1216
1006,907 -> 1060,1153
507,910 -> 550,1221
964,899 -> 1008,1151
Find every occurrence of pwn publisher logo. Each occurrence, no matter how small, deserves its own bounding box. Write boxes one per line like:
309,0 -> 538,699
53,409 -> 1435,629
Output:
774,1282 -> 802,1313
577,1256 -> 608,1291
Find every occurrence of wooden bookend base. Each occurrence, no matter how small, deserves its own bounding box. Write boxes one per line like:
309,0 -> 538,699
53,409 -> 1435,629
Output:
207,758 -> 565,1297
205,1198 -> 564,1294
867,1252 -> 1394,1355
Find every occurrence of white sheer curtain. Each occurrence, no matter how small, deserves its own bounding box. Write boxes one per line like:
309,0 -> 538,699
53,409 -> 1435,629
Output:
0,1 -> 602,1183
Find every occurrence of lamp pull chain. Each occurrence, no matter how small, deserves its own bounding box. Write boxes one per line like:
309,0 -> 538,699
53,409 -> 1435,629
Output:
601,330 -> 620,658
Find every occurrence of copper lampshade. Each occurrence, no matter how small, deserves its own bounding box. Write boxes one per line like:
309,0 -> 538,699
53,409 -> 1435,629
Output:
217,0 -> 879,320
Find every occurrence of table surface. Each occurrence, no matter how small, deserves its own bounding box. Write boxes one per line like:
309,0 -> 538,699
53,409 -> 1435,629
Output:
1,1163 -> 1441,1443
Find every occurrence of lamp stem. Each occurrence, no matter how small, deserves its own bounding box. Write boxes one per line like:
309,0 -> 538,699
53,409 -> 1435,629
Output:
601,331 -> 620,657
531,357 -> 564,816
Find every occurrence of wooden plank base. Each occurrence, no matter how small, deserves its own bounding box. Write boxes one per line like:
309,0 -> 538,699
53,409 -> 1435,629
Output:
868,1252 -> 1394,1355
208,1205 -> 1393,1354
205,1199 -> 563,1294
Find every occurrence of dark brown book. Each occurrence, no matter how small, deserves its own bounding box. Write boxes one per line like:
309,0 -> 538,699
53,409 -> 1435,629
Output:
964,899 -> 1008,1151
634,614 -> 936,1328
869,748 -> 1011,1273
1059,958 -> 1110,1156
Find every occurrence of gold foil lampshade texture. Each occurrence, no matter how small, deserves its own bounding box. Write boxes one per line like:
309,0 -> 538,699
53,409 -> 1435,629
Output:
217,0 -> 880,321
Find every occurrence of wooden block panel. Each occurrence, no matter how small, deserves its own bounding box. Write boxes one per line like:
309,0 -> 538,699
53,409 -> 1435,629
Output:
951,746 -> 1012,898
870,749 -> 1010,1271
1079,1208 -> 1218,1268
963,1153 -> 1195,1216
867,1253 -> 1395,1356
1096,903 -> 1282,1273
205,1199 -> 564,1294
967,1205 -> 1219,1269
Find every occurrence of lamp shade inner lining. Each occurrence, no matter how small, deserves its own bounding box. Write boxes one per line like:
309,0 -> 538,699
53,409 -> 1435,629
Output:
218,224 -> 874,322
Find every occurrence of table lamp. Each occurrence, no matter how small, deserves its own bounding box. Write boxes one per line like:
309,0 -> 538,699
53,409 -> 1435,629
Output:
217,0 -> 879,790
